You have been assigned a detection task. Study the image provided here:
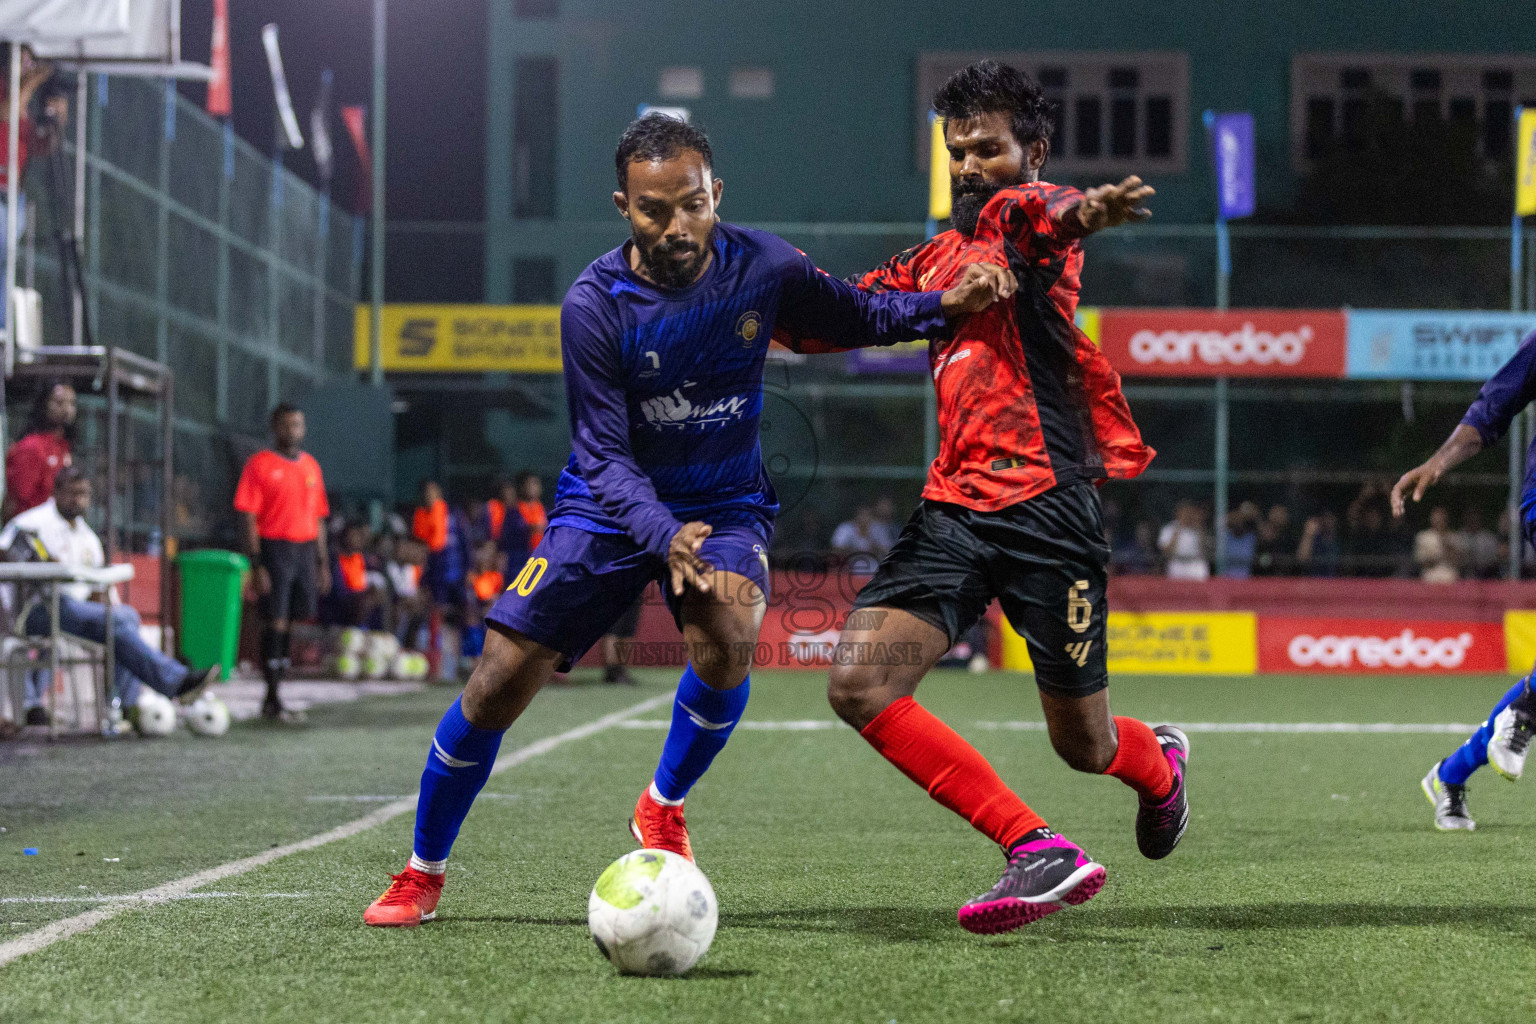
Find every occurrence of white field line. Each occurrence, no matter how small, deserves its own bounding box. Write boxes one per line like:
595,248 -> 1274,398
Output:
303,794 -> 518,803
2,892 -> 310,905
0,692 -> 672,969
623,718 -> 1480,735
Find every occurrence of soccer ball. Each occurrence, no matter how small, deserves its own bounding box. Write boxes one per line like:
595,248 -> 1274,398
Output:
390,651 -> 428,680
366,631 -> 400,661
183,693 -> 230,737
588,849 -> 717,976
133,689 -> 177,737
334,653 -> 362,681
338,627 -> 367,655
362,653 -> 390,679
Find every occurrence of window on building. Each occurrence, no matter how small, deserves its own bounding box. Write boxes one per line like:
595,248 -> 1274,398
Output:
513,57 -> 559,219
1291,55 -> 1536,169
658,67 -> 704,100
513,259 -> 557,304
730,67 -> 774,99
916,52 -> 1188,175
513,0 -> 557,17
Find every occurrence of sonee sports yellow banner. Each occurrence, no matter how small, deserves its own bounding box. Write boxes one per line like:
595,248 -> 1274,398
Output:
354,304 -> 562,372
1001,611 -> 1257,675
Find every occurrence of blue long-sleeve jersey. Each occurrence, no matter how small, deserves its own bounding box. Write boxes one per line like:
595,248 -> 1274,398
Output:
1460,328 -> 1536,527
548,222 -> 948,559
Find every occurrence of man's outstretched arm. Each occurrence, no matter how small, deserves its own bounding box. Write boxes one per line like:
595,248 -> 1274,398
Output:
1392,329 -> 1536,516
776,251 -> 1015,353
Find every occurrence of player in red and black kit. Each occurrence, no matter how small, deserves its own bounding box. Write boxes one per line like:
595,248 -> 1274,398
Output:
828,61 -> 1187,934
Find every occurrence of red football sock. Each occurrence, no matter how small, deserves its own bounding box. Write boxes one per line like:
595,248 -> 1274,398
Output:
859,696 -> 1046,849
1104,716 -> 1174,799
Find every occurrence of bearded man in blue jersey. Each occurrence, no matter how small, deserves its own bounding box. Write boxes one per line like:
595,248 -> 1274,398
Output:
365,114 -> 1016,925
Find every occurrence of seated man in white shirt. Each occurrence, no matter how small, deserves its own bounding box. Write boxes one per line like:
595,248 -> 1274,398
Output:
2,467 -> 217,724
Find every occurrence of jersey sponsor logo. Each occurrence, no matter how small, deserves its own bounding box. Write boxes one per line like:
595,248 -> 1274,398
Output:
1257,617 -> 1505,673
932,347 -> 972,379
640,387 -> 752,429
1099,310 -> 1347,379
735,311 -> 762,346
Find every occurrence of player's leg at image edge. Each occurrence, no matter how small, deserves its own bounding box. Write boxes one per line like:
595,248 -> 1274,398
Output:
1422,674 -> 1536,831
630,662 -> 750,863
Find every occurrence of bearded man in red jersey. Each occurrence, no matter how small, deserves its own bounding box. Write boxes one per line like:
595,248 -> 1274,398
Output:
828,60 -> 1186,935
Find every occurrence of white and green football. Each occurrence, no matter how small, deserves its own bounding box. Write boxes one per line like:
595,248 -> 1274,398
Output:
587,849 -> 717,976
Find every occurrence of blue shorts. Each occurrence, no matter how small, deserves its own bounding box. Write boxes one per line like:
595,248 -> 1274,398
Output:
486,521 -> 772,671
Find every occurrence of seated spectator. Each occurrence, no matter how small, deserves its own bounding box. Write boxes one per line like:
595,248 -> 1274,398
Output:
1345,484 -> 1403,577
832,506 -> 889,567
386,536 -> 429,650
323,519 -> 388,628
0,468 -> 217,727
461,540 -> 505,661
1251,504 -> 1295,577
870,495 -> 900,553
5,380 -> 76,519
1455,509 -> 1500,580
1158,501 -> 1210,581
1296,511 -> 1342,577
1222,501 -> 1259,579
1110,520 -> 1158,575
1414,505 -> 1460,583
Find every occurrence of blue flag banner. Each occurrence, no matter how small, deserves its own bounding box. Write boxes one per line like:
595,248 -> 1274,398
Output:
1211,112 -> 1255,220
1346,310 -> 1536,380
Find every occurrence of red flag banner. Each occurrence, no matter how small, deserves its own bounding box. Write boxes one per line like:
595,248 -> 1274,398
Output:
206,0 -> 231,118
341,104 -> 371,210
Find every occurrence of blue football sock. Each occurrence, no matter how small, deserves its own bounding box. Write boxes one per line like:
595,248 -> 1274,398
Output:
652,665 -> 750,802
1440,676 -> 1531,785
412,696 -> 505,866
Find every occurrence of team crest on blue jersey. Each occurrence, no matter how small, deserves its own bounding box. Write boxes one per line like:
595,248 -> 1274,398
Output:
736,311 -> 762,346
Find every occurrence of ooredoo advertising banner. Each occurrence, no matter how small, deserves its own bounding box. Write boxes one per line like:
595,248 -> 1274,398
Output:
1257,617 -> 1506,674
1100,309 -> 1348,378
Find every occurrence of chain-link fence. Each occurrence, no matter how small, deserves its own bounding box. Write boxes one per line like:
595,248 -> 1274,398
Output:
12,75 -> 361,547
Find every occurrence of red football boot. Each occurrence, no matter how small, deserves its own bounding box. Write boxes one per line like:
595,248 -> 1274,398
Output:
629,786 -> 694,862
362,867 -> 444,927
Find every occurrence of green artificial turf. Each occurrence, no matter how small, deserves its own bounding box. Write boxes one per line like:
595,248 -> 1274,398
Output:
3,671 -> 1535,1023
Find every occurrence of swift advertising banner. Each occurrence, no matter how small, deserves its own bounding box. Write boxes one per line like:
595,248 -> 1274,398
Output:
1100,309 -> 1347,378
1257,617 -> 1506,674
1346,310 -> 1536,380
353,305 -> 562,372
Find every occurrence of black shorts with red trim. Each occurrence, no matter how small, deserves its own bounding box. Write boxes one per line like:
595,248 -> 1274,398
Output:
850,483 -> 1109,699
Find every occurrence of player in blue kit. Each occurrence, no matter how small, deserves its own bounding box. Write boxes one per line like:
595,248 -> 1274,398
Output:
1392,327 -> 1536,831
364,114 -> 1015,925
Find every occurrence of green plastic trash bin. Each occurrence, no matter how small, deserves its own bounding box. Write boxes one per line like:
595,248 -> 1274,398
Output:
178,550 -> 250,680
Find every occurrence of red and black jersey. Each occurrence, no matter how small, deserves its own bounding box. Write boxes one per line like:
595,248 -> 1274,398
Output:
853,182 -> 1154,512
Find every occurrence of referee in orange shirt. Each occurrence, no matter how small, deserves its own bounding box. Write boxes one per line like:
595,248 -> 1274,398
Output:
234,404 -> 331,722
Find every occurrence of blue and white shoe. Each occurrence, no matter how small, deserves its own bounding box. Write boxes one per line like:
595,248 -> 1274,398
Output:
1421,763 -> 1475,831
1487,702 -> 1535,781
